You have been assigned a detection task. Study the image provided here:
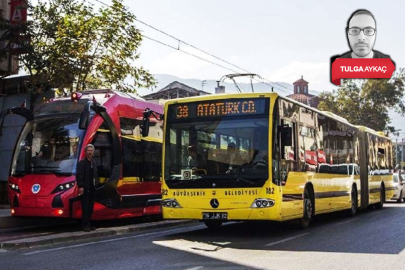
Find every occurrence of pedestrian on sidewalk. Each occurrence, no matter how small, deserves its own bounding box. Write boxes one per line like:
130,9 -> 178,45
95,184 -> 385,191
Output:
76,144 -> 99,232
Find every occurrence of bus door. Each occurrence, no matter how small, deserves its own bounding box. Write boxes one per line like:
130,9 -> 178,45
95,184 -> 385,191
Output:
280,119 -> 300,217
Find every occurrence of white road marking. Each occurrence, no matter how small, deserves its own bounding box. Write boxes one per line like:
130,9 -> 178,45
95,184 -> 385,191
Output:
336,218 -> 359,225
185,267 -> 204,270
24,225 -> 204,255
265,233 -> 310,247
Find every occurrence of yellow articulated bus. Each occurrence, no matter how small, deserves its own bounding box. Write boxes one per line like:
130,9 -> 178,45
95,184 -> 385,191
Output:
159,92 -> 394,228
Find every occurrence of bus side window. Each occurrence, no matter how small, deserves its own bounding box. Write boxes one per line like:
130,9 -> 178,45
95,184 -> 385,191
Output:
281,120 -> 297,172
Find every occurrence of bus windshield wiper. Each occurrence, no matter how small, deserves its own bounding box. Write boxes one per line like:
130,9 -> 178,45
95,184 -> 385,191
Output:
12,171 -> 26,177
30,166 -> 60,170
170,177 -> 205,186
233,177 -> 255,185
54,171 -> 73,176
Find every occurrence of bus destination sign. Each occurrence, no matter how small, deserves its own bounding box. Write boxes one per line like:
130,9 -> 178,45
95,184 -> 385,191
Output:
170,98 -> 268,120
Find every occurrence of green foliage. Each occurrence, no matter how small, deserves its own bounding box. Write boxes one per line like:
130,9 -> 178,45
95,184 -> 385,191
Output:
0,0 -> 155,93
318,72 -> 405,132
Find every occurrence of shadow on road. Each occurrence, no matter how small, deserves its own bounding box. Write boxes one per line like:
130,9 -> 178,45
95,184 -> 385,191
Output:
156,203 -> 405,255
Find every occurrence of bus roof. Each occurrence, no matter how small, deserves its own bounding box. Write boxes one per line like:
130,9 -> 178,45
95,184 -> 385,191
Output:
163,92 -> 389,140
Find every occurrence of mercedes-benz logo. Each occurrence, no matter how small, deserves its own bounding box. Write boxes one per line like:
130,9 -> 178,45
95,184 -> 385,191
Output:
210,198 -> 219,209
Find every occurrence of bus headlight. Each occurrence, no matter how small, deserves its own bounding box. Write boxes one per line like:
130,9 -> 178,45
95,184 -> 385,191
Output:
251,199 -> 275,208
162,199 -> 182,208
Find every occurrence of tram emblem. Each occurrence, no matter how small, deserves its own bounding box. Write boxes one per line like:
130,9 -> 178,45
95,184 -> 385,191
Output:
32,184 -> 41,194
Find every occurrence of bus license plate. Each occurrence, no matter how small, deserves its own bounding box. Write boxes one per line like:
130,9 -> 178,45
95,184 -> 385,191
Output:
202,212 -> 228,220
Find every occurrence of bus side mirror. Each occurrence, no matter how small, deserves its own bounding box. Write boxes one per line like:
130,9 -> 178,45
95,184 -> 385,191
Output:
79,111 -> 90,130
141,112 -> 150,137
281,126 -> 292,146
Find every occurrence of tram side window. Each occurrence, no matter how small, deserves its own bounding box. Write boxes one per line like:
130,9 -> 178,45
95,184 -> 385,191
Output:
122,138 -> 142,178
120,117 -> 141,136
142,141 -> 162,182
120,118 -> 142,178
120,117 -> 162,181
92,130 -> 113,180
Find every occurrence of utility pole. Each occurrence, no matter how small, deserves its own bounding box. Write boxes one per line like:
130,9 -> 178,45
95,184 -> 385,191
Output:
400,138 -> 405,168
201,80 -> 207,91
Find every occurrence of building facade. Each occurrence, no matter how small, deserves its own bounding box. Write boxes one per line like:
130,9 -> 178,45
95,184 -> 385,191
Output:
0,0 -> 22,77
142,81 -> 210,101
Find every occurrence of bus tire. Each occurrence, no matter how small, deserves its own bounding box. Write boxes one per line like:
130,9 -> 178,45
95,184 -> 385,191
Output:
348,186 -> 357,217
204,220 -> 222,229
376,184 -> 385,209
298,188 -> 313,229
397,191 -> 403,203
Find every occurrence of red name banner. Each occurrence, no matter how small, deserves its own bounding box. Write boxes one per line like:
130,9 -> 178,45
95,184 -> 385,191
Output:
331,58 -> 396,86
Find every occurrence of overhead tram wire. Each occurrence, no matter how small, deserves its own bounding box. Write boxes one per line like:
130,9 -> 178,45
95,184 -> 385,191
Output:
134,21 -> 292,94
142,35 -> 240,75
143,36 -> 289,94
136,20 -> 292,94
91,0 -> 292,95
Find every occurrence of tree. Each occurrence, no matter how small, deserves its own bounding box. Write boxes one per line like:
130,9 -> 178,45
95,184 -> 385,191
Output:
318,71 -> 405,132
0,0 -> 155,93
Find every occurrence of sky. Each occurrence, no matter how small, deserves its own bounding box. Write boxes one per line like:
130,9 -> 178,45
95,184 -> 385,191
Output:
95,0 -> 405,95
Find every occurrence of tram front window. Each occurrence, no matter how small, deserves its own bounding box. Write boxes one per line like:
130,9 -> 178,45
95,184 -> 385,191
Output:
164,117 -> 269,189
11,116 -> 85,176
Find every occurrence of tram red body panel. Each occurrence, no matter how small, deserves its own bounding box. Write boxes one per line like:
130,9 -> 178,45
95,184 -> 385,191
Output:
9,175 -> 76,217
8,91 -> 164,220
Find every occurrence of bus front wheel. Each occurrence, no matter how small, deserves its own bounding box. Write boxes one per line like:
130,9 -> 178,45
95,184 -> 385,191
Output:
298,189 -> 313,229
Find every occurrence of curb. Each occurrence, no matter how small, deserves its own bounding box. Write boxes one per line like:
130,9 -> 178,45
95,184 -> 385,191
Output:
0,220 -> 196,250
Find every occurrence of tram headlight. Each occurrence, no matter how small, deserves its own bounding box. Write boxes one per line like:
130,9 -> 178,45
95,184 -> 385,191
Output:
162,199 -> 182,208
251,198 -> 275,208
9,183 -> 21,193
52,181 -> 76,194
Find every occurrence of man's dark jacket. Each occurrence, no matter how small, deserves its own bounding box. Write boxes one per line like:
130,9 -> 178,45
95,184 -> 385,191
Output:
76,158 -> 99,190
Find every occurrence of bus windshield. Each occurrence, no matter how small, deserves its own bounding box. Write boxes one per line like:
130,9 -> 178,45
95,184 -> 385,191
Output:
11,115 -> 85,176
165,114 -> 269,189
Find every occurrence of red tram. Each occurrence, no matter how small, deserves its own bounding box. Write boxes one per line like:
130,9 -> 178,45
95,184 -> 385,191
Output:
2,89 -> 163,219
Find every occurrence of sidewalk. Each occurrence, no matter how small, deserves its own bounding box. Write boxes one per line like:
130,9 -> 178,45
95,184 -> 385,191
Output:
0,219 -> 196,250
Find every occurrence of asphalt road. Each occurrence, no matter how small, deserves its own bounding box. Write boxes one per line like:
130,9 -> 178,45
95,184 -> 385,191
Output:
2,202 -> 405,270
0,209 -> 10,217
